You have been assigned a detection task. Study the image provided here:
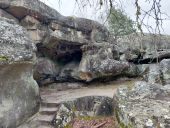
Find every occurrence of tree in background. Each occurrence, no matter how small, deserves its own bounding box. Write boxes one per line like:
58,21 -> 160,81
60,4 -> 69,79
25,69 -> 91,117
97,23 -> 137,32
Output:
108,8 -> 136,42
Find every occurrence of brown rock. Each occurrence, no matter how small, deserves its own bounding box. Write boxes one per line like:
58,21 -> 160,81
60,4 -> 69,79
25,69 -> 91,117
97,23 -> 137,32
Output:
0,9 -> 18,23
27,29 -> 46,43
20,15 -> 40,29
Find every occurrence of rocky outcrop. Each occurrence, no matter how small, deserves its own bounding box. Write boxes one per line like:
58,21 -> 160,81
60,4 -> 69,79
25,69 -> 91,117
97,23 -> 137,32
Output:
79,44 -> 128,81
52,96 -> 113,127
137,59 -> 170,85
118,33 -> 170,64
0,0 -> 143,85
114,81 -> 170,128
0,17 -> 39,127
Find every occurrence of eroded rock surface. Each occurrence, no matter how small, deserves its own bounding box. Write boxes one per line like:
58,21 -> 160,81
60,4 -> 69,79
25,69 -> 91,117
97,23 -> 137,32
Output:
0,17 -> 39,128
52,96 -> 113,128
118,34 -> 170,64
114,81 -> 170,128
0,0 -> 144,85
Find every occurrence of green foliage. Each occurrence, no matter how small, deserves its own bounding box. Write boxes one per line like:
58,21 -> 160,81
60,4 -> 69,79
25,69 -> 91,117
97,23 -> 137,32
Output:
108,8 -> 136,41
0,56 -> 8,61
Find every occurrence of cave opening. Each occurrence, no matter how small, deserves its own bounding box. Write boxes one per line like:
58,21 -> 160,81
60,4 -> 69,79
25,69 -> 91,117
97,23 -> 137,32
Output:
54,41 -> 83,66
36,41 -> 83,65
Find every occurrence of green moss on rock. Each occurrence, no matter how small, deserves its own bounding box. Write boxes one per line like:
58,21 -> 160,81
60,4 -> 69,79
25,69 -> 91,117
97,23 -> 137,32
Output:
0,56 -> 8,61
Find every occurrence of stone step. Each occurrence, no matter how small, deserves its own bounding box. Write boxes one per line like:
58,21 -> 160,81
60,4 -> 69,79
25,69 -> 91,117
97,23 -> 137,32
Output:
40,107 -> 58,115
41,101 -> 60,108
35,114 -> 54,124
37,125 -> 53,128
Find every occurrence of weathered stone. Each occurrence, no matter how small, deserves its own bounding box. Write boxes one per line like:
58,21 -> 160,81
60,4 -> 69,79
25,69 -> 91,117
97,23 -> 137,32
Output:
60,61 -> 81,81
0,0 -> 10,8
147,64 -> 162,84
52,104 -> 75,128
0,0 -> 109,38
79,44 -> 129,81
114,81 -> 170,128
20,15 -> 40,29
0,17 -> 39,127
0,8 -> 18,23
52,16 -> 109,36
0,0 -> 62,20
117,33 -> 170,63
136,64 -> 150,76
27,29 -> 46,43
0,17 -> 36,62
49,28 -> 88,45
52,96 -> 113,127
143,50 -> 170,62
34,57 -> 58,86
123,63 -> 139,77
160,59 -> 170,84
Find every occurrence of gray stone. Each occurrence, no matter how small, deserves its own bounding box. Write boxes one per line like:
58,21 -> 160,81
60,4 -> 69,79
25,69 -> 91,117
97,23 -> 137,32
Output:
147,64 -> 162,84
52,96 -> 113,127
52,104 -> 75,128
0,0 -> 62,20
0,17 -> 36,62
0,17 -> 39,127
60,61 -> 80,81
117,34 -> 170,63
137,64 -> 150,76
123,63 -> 139,77
34,57 -> 58,86
79,44 -> 129,81
114,81 -> 170,128
0,0 -> 10,8
160,59 -> 170,84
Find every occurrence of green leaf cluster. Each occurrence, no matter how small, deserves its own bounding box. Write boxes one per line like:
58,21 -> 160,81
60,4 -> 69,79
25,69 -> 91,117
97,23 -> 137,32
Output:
108,8 -> 136,40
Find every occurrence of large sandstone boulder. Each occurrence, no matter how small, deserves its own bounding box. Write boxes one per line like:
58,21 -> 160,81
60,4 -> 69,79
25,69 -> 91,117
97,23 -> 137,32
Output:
79,44 -> 136,81
114,81 -> 170,128
0,17 -> 39,127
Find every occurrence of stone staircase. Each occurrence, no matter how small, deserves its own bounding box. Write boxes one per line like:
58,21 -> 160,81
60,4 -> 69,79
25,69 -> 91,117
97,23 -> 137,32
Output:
18,93 -> 60,128
18,80 -> 137,128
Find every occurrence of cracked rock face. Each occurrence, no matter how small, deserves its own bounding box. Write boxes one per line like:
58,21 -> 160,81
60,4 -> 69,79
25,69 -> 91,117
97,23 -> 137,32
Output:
0,17 -> 39,128
113,81 -> 170,128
